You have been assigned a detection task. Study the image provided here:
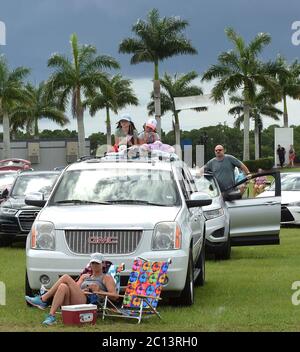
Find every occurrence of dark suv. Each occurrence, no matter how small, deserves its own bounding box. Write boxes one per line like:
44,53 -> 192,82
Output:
0,171 -> 60,246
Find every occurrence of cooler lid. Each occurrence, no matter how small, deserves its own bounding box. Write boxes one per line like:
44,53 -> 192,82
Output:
61,304 -> 97,311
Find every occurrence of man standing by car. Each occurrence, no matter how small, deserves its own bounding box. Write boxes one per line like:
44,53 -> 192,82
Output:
203,145 -> 250,193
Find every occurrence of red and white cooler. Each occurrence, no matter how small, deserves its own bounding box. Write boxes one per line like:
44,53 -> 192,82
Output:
61,304 -> 97,325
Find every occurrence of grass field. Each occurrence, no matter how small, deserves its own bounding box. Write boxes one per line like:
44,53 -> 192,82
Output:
0,228 -> 300,332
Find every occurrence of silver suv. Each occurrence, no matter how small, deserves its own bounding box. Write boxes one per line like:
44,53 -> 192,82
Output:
25,155 -> 212,305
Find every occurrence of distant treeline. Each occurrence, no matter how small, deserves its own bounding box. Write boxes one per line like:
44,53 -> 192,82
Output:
7,123 -> 300,162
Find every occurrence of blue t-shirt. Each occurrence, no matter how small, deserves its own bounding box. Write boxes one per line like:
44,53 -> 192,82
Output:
205,154 -> 242,192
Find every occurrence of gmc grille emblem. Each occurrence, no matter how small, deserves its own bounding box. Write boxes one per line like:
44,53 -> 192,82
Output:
88,236 -> 118,244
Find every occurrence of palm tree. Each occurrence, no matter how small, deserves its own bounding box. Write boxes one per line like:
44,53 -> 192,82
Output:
268,56 -> 300,127
47,33 -> 120,157
147,71 -> 206,151
119,8 -> 197,137
228,91 -> 282,159
202,27 -> 278,160
10,82 -> 69,139
0,56 -> 30,158
86,74 -> 138,147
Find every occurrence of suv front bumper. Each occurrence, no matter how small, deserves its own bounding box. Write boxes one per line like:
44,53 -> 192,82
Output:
26,248 -> 189,293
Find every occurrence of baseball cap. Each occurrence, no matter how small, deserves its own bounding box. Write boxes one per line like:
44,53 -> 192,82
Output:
117,113 -> 132,123
146,118 -> 157,131
89,252 -> 104,265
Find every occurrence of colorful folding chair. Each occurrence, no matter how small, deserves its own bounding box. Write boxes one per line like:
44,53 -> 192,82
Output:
101,257 -> 171,323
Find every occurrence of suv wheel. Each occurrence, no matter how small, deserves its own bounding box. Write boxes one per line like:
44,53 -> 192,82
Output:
194,244 -> 205,286
0,234 -> 13,247
170,249 -> 194,306
25,272 -> 34,305
215,238 -> 231,260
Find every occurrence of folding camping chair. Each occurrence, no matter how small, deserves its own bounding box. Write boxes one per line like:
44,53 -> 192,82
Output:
101,257 -> 171,324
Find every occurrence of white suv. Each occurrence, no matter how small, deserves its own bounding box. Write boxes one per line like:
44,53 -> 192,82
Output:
25,155 -> 211,305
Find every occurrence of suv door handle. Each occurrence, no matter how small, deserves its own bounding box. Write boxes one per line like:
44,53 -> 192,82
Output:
264,201 -> 278,206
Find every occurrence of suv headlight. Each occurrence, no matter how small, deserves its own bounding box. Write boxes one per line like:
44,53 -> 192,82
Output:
31,221 -> 55,250
204,208 -> 224,220
0,207 -> 18,215
152,222 -> 182,250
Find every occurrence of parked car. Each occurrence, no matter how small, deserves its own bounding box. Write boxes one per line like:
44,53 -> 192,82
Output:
258,172 -> 300,225
0,158 -> 32,171
0,171 -> 60,246
190,169 -> 230,259
25,153 -> 212,306
190,168 -> 282,259
0,171 -> 18,202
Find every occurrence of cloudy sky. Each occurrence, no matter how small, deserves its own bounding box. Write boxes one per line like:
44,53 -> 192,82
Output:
1,0 -> 300,136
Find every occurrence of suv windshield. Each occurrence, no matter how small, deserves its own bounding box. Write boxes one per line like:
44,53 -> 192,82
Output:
0,172 -> 17,189
50,168 -> 181,206
11,174 -> 58,197
194,175 -> 219,197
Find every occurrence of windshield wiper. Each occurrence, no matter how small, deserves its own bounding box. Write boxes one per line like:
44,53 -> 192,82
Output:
107,199 -> 168,206
54,199 -> 110,205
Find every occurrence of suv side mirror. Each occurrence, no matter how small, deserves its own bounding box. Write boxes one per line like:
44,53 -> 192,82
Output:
25,192 -> 46,207
186,192 -> 212,208
223,190 -> 242,201
0,188 -> 9,199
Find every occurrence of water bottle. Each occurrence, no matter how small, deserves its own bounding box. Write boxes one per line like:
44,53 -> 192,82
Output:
40,284 -> 47,296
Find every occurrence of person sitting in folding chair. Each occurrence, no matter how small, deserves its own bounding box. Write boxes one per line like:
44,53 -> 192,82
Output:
102,257 -> 171,324
25,253 -> 118,326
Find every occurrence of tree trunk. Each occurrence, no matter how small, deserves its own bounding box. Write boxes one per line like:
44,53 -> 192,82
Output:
243,103 -> 250,161
106,106 -> 112,150
75,88 -> 86,158
153,61 -> 161,137
3,112 -> 11,159
174,111 -> 182,159
34,116 -> 39,140
283,94 -> 288,128
254,121 -> 259,160
77,108 -> 86,157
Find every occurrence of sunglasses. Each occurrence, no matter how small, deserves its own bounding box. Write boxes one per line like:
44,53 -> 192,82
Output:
215,149 -> 223,152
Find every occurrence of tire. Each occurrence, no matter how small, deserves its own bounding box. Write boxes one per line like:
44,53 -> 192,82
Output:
0,233 -> 13,247
194,244 -> 205,286
215,238 -> 231,260
170,249 -> 194,306
25,271 -> 35,306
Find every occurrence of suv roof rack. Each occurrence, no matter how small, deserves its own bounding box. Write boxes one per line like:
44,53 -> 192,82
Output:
76,155 -> 97,162
101,149 -> 179,163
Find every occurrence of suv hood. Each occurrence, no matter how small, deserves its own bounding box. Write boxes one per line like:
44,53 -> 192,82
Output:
38,204 -> 181,230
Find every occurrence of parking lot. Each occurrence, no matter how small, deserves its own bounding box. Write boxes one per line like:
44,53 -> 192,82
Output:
0,227 -> 299,332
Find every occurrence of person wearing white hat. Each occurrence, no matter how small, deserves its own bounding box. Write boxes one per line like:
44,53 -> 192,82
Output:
138,117 -> 160,144
113,113 -> 138,151
25,252 -> 117,326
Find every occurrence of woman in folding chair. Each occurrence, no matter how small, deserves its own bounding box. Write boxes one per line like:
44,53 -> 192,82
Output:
25,253 -> 118,325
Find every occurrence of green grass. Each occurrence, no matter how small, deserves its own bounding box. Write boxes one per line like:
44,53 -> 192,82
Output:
280,167 -> 300,172
0,228 -> 300,332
